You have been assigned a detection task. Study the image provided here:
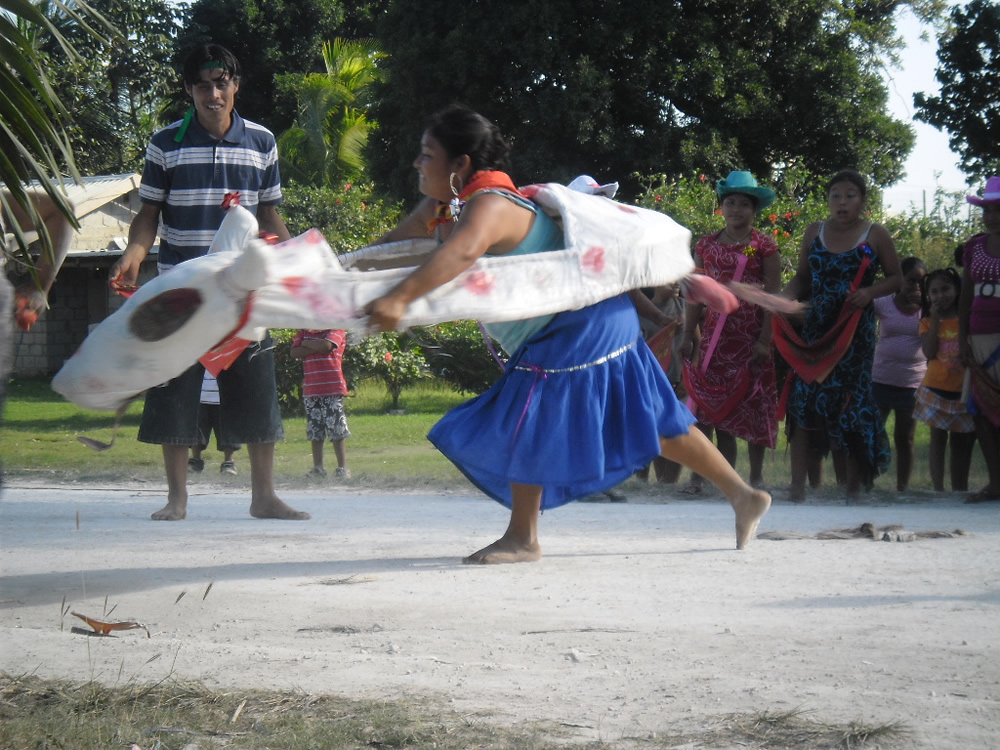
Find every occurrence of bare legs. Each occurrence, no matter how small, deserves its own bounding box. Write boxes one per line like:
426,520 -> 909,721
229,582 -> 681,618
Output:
660,430 -> 771,550
879,406 -> 916,491
464,430 -> 771,564
967,414 -> 1000,502
247,443 -> 310,519
152,442 -> 310,520
464,483 -> 543,564
152,444 -> 190,520
930,428 -> 976,492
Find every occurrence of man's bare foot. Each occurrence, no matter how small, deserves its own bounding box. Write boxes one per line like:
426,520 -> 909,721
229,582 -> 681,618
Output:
732,488 -> 771,550
249,495 -> 310,520
463,537 -> 542,564
151,501 -> 186,521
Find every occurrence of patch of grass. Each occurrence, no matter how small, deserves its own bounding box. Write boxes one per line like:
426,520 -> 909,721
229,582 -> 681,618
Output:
2,374 -> 992,496
2,377 -> 469,487
709,708 -> 910,749
0,674 -> 910,750
0,673 -> 605,750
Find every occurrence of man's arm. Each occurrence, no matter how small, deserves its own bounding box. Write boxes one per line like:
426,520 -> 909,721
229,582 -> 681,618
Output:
257,204 -> 291,242
110,203 -> 161,290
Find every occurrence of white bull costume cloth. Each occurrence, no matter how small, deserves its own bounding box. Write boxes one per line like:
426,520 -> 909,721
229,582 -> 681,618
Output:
53,182 -> 695,411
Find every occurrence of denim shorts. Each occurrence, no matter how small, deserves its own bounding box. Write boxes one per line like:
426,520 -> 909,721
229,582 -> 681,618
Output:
138,337 -> 284,445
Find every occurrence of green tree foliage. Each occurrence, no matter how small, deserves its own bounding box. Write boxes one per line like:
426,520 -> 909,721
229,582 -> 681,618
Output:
370,0 -> 933,200
278,38 -> 386,187
914,0 -> 1000,180
175,0 -> 348,134
35,0 -> 182,175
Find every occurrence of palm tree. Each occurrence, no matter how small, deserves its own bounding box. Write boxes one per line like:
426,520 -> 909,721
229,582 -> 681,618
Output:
1,0 -> 114,255
2,0 -> 113,406
278,38 -> 385,187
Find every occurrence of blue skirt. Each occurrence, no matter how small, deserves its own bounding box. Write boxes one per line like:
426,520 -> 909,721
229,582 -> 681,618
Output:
428,294 -> 696,510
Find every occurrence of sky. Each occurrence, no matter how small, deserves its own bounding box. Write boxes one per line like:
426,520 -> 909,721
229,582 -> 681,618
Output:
880,7 -> 973,213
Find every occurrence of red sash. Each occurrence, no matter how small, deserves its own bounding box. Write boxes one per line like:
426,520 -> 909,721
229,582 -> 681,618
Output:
773,250 -> 871,420
682,364 -> 751,423
646,321 -> 678,377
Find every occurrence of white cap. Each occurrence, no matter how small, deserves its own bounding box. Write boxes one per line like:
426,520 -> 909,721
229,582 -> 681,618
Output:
567,174 -> 619,199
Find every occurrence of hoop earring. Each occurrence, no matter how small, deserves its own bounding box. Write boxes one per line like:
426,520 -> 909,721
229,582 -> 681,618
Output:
449,172 -> 462,197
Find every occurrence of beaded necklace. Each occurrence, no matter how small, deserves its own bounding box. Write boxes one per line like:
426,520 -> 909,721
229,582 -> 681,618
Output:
971,237 -> 1000,282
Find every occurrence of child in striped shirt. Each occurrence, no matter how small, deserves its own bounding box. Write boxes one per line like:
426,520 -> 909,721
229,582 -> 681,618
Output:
291,330 -> 351,479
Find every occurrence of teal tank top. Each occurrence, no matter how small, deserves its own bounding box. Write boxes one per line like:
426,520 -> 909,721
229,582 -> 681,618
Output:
479,192 -> 565,353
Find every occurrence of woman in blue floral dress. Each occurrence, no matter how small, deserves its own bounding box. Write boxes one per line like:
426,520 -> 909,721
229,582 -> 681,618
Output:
779,169 -> 901,501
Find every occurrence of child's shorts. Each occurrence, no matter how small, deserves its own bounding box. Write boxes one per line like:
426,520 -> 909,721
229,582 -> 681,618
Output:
872,382 -> 917,413
305,395 -> 351,442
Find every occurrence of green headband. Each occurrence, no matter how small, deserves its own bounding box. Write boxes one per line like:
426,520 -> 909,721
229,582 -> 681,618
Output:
200,60 -> 227,70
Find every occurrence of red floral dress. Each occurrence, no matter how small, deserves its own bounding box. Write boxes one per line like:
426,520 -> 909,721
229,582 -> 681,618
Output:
687,229 -> 779,447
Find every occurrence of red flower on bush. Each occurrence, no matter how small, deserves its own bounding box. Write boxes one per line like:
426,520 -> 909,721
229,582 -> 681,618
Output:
384,352 -> 392,363
655,195 -> 663,202
768,213 -> 778,223
699,174 -> 707,182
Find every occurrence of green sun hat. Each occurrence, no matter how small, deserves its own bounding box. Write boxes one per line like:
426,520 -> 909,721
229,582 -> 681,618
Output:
716,171 -> 775,211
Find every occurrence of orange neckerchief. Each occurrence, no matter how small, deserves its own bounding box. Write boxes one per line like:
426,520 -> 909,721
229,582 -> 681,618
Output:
428,170 -> 524,231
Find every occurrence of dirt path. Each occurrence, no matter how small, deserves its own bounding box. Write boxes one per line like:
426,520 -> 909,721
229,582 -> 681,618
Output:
1,481 -> 997,748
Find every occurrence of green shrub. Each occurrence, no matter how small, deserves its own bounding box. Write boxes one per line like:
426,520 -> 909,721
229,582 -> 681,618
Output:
410,321 -> 506,395
883,187 -> 979,271
270,329 -> 304,418
280,181 -> 403,254
343,332 -> 428,411
635,167 -> 828,283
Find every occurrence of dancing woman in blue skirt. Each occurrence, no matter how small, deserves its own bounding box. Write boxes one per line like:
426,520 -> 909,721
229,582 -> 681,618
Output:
366,105 -> 771,563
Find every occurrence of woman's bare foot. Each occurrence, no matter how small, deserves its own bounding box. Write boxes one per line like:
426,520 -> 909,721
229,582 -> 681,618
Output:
249,495 -> 311,520
463,536 -> 542,564
965,487 -> 1000,504
151,500 -> 187,521
786,485 -> 806,503
731,488 -> 771,550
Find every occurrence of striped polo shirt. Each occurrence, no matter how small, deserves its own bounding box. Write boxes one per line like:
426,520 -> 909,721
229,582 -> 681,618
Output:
139,110 -> 282,265
293,330 -> 348,398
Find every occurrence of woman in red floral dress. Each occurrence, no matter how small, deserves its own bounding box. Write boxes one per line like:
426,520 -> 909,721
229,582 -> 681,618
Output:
679,171 -> 780,490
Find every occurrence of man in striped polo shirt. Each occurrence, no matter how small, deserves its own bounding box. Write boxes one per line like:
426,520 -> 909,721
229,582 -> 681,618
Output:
110,44 -> 309,522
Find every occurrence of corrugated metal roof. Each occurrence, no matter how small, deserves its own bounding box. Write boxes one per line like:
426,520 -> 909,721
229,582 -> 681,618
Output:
58,173 -> 141,218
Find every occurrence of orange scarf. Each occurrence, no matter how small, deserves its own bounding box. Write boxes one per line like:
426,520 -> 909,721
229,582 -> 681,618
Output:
428,170 -> 524,231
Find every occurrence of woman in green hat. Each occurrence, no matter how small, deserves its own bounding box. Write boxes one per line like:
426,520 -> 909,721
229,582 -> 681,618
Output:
678,171 -> 780,492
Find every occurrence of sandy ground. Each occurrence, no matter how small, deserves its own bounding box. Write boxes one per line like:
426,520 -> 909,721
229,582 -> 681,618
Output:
1,479 -> 999,748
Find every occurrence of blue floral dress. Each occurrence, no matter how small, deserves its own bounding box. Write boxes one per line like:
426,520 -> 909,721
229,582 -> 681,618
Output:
785,226 -> 891,488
